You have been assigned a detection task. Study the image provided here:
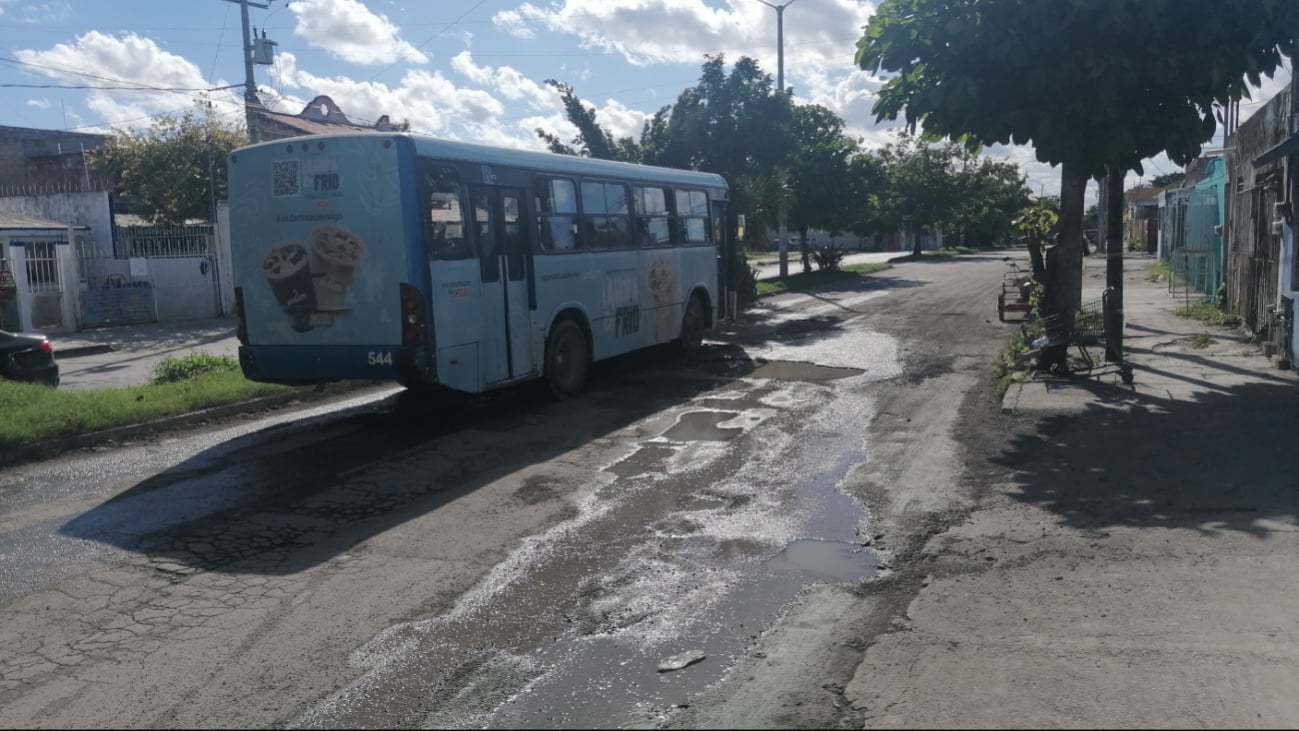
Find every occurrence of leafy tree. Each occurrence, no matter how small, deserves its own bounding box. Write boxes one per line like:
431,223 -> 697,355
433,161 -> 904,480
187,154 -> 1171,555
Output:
785,104 -> 862,243
857,0 -> 1299,329
1150,172 -> 1186,189
949,152 -> 1032,247
90,111 -> 245,225
535,80 -> 640,162
875,135 -> 963,256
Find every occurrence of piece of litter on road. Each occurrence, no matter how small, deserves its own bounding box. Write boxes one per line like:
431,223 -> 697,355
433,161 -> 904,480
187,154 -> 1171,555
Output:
657,650 -> 706,672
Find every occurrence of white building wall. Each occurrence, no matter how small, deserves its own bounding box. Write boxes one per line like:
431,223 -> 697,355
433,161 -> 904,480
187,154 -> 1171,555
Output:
0,191 -> 112,256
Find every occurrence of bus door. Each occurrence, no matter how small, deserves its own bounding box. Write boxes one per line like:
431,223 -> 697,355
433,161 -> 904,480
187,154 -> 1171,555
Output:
471,185 -> 534,383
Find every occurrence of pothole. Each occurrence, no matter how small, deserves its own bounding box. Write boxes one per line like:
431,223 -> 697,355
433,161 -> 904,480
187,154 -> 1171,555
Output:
761,538 -> 879,582
663,411 -> 743,442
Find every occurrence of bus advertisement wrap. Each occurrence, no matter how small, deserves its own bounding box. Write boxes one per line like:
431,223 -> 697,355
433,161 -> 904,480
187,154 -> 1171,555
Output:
230,138 -> 409,345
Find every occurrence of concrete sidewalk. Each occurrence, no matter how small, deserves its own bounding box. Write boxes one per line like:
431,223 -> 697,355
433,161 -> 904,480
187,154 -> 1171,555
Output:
1000,253 -> 1294,414
47,316 -> 241,390
847,254 -> 1299,728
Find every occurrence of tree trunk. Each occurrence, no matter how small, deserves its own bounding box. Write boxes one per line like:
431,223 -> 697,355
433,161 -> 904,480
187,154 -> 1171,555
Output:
1037,163 -> 1088,372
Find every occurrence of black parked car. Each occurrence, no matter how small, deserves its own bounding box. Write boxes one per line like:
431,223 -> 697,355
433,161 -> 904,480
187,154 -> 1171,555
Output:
0,329 -> 60,387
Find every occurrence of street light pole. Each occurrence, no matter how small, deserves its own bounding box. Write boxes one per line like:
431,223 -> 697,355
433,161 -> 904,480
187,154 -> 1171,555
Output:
754,0 -> 798,277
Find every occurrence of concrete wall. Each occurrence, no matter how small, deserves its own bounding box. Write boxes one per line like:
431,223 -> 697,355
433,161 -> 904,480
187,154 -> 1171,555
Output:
0,125 -> 107,189
0,191 -> 113,256
149,257 -> 217,321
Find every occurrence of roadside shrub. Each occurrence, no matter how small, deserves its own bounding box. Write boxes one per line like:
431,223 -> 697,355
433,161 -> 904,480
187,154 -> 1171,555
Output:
730,250 -> 759,304
152,353 -> 240,384
1175,300 -> 1239,328
813,244 -> 846,271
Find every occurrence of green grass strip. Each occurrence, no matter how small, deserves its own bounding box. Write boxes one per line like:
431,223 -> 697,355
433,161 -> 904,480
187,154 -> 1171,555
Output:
0,371 -> 290,454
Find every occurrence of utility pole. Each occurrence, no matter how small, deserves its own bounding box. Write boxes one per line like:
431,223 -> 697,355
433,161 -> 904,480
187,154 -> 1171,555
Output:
1104,168 -> 1124,363
754,0 -> 798,278
219,0 -> 274,143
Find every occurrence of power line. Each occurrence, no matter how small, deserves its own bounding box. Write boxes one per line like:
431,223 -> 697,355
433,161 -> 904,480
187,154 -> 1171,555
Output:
0,56 -> 227,96
208,2 -> 232,86
1,82 -> 242,91
364,0 -> 489,83
61,98 -> 246,132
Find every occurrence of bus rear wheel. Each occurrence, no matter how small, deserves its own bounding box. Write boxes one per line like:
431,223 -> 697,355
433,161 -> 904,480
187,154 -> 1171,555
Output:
545,319 -> 589,400
677,295 -> 705,357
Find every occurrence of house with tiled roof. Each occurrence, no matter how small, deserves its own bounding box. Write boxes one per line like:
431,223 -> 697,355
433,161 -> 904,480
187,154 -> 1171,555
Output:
249,95 -> 402,142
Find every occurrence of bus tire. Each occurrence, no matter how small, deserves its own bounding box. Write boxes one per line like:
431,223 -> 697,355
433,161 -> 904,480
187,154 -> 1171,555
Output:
677,295 -> 706,357
545,318 -> 589,400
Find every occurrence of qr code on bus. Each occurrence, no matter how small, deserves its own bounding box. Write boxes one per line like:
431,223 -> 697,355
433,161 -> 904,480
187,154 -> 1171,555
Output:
272,160 -> 300,198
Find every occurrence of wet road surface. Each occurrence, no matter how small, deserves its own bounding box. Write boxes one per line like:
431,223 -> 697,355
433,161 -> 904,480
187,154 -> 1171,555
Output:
0,253 -> 1015,728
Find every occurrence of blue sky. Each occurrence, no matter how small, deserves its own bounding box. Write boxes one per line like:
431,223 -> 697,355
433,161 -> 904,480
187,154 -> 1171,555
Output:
1,0 -> 1291,202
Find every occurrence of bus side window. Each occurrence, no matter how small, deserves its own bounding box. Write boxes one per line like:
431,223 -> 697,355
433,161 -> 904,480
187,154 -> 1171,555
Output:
423,163 -> 470,260
536,177 -> 579,253
474,191 -> 500,282
675,188 -> 712,245
582,181 -> 632,250
634,185 -> 672,247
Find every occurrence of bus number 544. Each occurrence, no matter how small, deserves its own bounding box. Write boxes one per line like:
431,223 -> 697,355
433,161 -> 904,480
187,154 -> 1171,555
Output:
368,351 -> 394,366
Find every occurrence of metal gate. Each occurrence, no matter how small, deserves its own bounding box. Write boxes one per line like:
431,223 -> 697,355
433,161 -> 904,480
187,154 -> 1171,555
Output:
74,224 -> 221,327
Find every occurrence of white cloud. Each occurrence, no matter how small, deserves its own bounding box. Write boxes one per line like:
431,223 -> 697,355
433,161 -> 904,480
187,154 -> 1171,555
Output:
286,0 -> 429,66
449,52 -> 558,111
270,50 -> 511,139
499,0 -> 870,77
492,9 -> 535,40
13,31 -> 243,130
26,97 -> 51,109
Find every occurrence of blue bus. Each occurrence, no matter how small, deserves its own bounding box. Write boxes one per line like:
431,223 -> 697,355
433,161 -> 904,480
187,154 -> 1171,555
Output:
228,132 -> 734,398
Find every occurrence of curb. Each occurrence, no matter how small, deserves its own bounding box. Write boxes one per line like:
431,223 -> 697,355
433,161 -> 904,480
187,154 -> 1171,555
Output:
0,382 -> 388,469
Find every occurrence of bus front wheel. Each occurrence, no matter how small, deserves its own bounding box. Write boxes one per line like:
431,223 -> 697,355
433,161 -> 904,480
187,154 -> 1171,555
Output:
678,295 -> 705,357
545,319 -> 589,400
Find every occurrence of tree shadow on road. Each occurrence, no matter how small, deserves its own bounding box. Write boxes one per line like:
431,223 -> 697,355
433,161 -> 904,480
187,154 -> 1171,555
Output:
991,374 -> 1299,539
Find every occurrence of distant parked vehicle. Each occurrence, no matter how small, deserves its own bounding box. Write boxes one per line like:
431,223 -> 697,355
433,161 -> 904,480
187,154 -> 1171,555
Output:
0,330 -> 60,387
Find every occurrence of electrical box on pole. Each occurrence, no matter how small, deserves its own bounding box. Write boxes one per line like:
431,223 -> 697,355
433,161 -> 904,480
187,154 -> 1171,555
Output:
252,31 -> 278,65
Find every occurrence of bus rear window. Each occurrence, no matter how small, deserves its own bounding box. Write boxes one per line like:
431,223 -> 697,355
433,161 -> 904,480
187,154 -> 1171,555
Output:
422,162 -> 469,260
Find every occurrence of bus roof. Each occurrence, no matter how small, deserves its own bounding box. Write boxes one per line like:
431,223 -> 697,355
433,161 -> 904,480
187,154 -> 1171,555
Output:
236,132 -> 729,195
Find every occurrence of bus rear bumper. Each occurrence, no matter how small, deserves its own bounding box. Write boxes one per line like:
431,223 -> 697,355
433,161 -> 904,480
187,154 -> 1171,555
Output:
238,345 -> 435,385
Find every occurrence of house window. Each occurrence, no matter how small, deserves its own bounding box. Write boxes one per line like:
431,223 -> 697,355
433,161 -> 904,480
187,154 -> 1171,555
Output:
24,240 -> 61,291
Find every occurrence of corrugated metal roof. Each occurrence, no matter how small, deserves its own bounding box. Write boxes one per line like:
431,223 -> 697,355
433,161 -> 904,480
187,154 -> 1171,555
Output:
257,111 -> 377,137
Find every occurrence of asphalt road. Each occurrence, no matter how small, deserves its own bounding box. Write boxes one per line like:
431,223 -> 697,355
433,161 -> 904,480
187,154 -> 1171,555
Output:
0,252 -> 1016,728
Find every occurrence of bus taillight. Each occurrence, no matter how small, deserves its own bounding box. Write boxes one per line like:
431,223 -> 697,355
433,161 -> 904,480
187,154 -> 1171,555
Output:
234,287 -> 248,345
399,283 -> 429,345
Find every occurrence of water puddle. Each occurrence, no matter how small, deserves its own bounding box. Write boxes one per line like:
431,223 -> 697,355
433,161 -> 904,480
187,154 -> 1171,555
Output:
663,411 -> 743,442
761,538 -> 878,581
605,444 -> 679,479
695,356 -> 863,382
